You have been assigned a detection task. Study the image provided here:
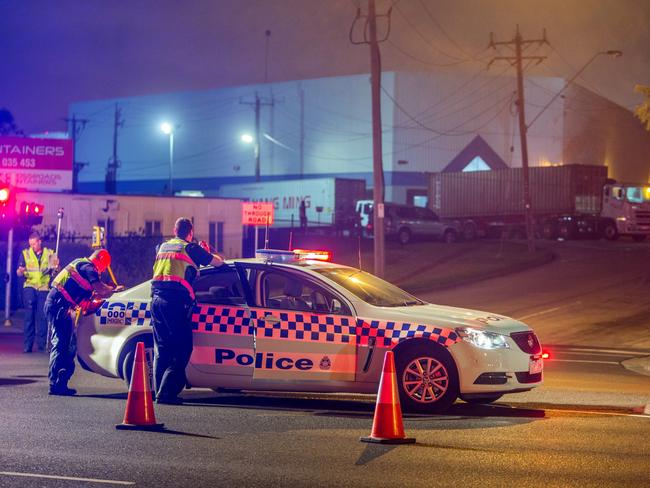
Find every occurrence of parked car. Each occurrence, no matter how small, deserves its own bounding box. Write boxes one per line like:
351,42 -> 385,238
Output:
356,200 -> 463,244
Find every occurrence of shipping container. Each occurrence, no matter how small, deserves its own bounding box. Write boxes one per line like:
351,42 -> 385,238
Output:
428,165 -> 607,219
218,178 -> 366,229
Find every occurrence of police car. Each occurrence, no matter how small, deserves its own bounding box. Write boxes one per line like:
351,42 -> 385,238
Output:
76,249 -> 543,413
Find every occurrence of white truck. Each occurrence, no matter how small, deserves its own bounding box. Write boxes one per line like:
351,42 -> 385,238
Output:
218,177 -> 366,230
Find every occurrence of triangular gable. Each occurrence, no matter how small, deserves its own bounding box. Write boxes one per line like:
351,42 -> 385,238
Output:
443,135 -> 508,172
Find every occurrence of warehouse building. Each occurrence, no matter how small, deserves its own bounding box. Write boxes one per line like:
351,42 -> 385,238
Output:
69,71 -> 650,205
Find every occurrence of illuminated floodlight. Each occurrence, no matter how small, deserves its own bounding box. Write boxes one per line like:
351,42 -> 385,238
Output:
241,133 -> 254,144
160,122 -> 173,135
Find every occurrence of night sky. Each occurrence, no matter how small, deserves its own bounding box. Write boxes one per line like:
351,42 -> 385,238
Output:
2,0 -> 649,135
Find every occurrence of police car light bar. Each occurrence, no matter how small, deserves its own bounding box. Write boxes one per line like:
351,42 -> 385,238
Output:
255,249 -> 332,263
292,249 -> 332,261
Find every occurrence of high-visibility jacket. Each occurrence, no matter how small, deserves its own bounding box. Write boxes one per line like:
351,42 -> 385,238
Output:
51,258 -> 95,307
152,237 -> 197,299
22,247 -> 54,291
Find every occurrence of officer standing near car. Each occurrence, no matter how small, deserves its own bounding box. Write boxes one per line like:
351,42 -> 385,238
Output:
17,232 -> 59,353
151,217 -> 223,404
46,249 -> 122,396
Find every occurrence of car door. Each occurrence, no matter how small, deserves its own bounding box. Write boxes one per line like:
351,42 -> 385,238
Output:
237,263 -> 358,385
188,264 -> 255,379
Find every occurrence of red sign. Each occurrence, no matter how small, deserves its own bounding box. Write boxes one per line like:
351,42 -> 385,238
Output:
242,202 -> 274,226
0,136 -> 73,191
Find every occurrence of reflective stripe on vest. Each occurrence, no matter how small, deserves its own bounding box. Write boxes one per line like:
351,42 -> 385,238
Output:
23,247 -> 53,291
52,258 -> 94,306
152,237 -> 197,299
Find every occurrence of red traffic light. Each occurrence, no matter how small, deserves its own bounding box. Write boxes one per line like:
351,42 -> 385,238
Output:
19,201 -> 44,226
0,187 -> 10,203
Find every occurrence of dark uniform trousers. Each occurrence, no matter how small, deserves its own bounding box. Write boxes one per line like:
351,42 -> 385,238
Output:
23,287 -> 48,352
44,291 -> 77,388
151,292 -> 193,400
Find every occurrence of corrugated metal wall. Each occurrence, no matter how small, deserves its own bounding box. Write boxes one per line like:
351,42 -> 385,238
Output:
428,165 -> 607,218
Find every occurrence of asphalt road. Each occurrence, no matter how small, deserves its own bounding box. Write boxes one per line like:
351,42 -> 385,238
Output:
1,239 -> 649,487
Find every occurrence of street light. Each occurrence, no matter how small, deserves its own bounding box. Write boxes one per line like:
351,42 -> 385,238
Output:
527,50 -> 623,129
240,132 -> 260,181
160,122 -> 178,195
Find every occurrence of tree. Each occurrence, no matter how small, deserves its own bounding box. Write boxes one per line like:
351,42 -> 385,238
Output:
634,85 -> 650,131
0,108 -> 23,136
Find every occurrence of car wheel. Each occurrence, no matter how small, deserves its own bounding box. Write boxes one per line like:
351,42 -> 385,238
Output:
460,394 -> 503,405
121,337 -> 155,392
462,223 -> 477,241
542,222 -> 557,240
632,234 -> 646,242
602,222 -> 619,241
398,227 -> 412,245
443,229 -> 458,244
394,343 -> 458,414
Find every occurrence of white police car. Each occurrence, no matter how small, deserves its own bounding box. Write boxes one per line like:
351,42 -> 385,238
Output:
76,249 -> 543,413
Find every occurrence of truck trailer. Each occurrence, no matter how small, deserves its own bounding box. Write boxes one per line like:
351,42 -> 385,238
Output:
428,165 -> 650,241
218,177 -> 366,230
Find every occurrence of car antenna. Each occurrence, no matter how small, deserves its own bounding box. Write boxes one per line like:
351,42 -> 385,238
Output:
358,234 -> 362,270
288,230 -> 293,250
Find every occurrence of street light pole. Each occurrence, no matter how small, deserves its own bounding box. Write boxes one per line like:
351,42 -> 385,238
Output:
161,122 -> 177,196
168,130 -> 174,196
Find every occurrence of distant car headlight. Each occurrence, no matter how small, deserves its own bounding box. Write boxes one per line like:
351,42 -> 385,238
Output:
455,327 -> 510,349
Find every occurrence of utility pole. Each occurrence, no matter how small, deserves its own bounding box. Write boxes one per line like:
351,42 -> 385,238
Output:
349,0 -> 392,277
488,27 -> 547,253
240,93 -> 279,182
63,114 -> 89,193
106,103 -> 123,194
299,86 -> 305,179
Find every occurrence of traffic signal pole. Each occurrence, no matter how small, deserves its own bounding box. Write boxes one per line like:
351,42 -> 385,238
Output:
4,227 -> 13,326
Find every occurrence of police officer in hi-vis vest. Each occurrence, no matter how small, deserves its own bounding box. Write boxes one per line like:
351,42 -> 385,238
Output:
152,217 -> 223,404
46,249 -> 123,396
17,232 -> 59,353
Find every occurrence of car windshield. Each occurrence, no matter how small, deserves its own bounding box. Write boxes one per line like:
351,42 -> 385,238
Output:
314,267 -> 425,307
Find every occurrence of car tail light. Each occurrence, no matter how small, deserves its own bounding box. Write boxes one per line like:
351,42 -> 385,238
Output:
83,298 -> 105,316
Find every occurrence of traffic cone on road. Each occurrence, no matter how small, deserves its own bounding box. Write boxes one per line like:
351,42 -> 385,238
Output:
360,350 -> 415,444
116,342 -> 165,431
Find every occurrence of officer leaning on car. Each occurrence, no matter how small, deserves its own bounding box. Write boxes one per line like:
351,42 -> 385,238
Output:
46,249 -> 123,396
16,231 -> 59,354
151,217 -> 223,405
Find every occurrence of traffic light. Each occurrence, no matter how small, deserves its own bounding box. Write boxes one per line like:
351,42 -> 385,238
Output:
0,186 -> 15,223
18,201 -> 44,226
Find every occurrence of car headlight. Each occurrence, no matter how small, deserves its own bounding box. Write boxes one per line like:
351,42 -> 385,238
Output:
455,327 -> 510,349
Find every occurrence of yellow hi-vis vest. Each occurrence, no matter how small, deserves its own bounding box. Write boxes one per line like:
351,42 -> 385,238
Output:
51,258 -> 95,306
22,247 -> 54,291
152,237 -> 197,299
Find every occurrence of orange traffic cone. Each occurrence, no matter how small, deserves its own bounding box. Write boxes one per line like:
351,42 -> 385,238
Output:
116,342 -> 165,431
360,350 -> 415,444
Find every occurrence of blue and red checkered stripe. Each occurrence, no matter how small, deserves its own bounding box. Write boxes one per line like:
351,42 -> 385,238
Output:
190,304 -> 459,348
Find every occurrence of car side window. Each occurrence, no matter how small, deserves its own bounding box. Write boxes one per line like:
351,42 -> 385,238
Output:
193,267 -> 246,305
259,271 -> 351,315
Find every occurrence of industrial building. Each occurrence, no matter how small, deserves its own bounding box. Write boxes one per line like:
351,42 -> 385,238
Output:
69,71 -> 650,205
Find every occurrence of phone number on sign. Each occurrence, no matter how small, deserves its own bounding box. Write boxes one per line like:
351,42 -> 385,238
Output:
1,158 -> 37,168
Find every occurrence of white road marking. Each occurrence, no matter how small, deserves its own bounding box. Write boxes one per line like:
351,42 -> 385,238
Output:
558,347 -> 649,356
542,408 -> 650,419
549,359 -> 621,365
516,301 -> 582,321
0,471 -> 134,485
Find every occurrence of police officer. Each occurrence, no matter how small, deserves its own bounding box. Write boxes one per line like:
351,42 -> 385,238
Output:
152,217 -> 223,404
17,232 -> 59,353
46,249 -> 123,396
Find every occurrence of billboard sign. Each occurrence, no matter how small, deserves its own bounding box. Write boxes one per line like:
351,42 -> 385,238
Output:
242,202 -> 274,226
0,136 -> 73,191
